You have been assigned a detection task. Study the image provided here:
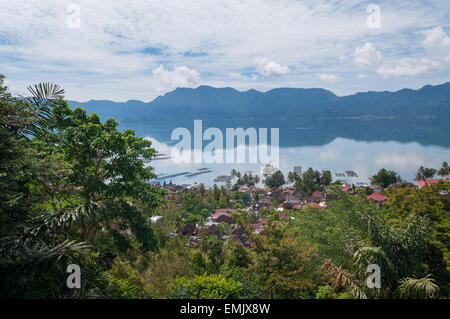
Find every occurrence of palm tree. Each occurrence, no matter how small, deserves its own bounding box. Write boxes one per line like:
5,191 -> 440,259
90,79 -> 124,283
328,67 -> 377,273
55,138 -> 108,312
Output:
322,212 -> 439,299
438,161 -> 449,179
415,166 -> 437,181
0,81 -> 88,297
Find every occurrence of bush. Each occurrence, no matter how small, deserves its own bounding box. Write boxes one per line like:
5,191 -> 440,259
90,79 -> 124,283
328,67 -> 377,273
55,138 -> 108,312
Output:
169,273 -> 242,299
315,286 -> 335,299
105,258 -> 152,298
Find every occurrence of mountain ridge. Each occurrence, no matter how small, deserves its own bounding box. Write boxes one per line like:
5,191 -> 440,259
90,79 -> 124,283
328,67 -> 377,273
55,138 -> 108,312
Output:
68,81 -> 450,120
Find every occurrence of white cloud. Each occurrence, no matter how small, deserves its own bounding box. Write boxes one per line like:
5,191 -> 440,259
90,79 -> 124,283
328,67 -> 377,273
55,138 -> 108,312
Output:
354,42 -> 381,66
420,26 -> 450,62
317,73 -> 342,83
357,73 -> 368,79
229,72 -> 258,80
376,58 -> 440,77
422,26 -> 450,48
254,58 -> 290,76
152,65 -> 200,93
229,72 -> 246,79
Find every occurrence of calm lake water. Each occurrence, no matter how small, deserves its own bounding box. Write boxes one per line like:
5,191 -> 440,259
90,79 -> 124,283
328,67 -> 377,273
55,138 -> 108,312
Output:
118,118 -> 450,187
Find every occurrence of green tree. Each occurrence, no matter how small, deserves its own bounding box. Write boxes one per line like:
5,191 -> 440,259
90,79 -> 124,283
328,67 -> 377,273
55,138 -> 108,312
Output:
33,100 -> 165,251
294,167 -> 321,195
192,251 -> 207,275
415,166 -> 437,181
370,168 -> 400,188
199,183 -> 206,196
263,170 -> 285,188
287,171 -> 300,183
438,161 -> 449,178
327,206 -> 439,298
205,235 -> 225,274
292,192 -> 445,299
321,170 -> 332,186
231,169 -> 241,179
144,248 -> 193,297
1,77 -> 165,297
384,181 -> 450,295
0,79 -> 93,298
236,213 -> 317,298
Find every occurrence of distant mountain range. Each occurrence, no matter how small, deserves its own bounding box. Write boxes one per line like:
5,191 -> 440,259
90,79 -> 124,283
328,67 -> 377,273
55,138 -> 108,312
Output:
68,82 -> 450,121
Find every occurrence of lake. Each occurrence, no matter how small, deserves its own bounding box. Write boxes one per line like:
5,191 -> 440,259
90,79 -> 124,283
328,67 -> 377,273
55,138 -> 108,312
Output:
118,118 -> 450,186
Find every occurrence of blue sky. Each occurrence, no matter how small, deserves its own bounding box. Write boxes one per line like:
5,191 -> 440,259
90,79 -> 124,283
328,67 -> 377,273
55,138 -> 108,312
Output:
1,0 -> 450,101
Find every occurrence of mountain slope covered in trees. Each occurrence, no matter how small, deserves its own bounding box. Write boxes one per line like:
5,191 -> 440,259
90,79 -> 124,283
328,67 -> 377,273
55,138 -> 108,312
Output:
68,82 -> 450,120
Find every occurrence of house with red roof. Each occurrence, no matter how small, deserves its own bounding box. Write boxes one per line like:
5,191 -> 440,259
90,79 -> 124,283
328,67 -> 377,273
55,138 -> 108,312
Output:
311,190 -> 325,199
283,196 -> 300,209
418,178 -> 450,188
371,185 -> 382,193
367,192 -> 388,206
306,190 -> 325,203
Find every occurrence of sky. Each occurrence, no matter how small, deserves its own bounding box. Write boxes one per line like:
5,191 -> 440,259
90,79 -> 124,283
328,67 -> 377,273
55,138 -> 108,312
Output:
1,0 -> 450,102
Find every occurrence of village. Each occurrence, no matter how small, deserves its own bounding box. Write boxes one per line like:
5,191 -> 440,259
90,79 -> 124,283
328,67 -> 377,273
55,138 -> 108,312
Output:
150,167 -> 450,248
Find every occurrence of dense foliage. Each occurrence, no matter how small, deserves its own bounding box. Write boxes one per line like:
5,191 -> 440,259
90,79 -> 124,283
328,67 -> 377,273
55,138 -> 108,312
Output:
0,76 -> 164,298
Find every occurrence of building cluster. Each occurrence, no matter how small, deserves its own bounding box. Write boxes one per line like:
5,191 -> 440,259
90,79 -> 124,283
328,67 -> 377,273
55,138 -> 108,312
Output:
153,177 -> 450,247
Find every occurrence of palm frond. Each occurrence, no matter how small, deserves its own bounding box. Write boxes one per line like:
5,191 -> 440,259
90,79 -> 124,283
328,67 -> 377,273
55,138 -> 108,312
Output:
21,82 -> 65,136
27,82 -> 65,107
25,202 -> 105,237
397,275 -> 439,299
1,237 -> 88,270
322,259 -> 367,299
353,246 -> 396,281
